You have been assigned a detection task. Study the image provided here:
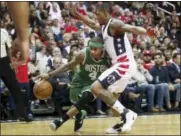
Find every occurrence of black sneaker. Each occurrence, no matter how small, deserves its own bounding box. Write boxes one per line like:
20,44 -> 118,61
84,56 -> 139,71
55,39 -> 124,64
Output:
49,119 -> 63,131
74,110 -> 87,132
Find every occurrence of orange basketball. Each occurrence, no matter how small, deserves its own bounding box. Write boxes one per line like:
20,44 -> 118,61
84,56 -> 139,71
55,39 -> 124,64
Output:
33,80 -> 53,100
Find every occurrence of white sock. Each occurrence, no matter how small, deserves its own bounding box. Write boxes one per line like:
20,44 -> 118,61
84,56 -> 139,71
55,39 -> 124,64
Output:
112,100 -> 125,114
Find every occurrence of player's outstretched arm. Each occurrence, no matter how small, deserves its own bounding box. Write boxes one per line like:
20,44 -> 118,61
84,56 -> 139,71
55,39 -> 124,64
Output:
110,19 -> 147,35
47,51 -> 85,78
7,2 -> 30,63
71,3 -> 101,31
7,2 -> 29,41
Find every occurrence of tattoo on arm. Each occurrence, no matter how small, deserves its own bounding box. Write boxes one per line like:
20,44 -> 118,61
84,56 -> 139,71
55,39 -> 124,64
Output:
123,24 -> 147,35
110,19 -> 146,35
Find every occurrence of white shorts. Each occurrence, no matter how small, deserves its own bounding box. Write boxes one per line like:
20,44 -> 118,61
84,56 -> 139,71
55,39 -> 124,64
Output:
98,61 -> 137,93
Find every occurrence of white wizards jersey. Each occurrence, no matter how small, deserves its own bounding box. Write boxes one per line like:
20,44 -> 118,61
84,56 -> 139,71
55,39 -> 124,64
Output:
101,18 -> 135,65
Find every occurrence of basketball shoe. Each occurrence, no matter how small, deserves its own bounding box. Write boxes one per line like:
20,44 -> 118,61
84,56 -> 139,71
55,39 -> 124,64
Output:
49,110 -> 87,132
105,109 -> 137,134
74,110 -> 87,132
49,118 -> 63,131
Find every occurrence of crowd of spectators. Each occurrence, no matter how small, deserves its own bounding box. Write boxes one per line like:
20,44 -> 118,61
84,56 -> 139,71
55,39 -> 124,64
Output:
0,1 -> 180,120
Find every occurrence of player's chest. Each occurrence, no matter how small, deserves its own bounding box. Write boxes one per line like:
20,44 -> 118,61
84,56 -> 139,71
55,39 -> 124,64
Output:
84,63 -> 107,73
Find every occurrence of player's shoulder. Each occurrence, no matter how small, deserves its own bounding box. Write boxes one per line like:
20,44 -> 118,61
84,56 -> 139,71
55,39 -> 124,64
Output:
110,18 -> 124,25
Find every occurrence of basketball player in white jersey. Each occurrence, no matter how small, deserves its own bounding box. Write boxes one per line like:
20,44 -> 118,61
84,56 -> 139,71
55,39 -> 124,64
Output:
71,3 -> 150,134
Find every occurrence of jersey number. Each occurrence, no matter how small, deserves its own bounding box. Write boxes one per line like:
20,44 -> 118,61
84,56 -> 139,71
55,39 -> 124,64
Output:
89,72 -> 97,80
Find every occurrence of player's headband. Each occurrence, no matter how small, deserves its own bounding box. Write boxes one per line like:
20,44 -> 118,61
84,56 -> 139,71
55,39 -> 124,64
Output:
88,41 -> 104,48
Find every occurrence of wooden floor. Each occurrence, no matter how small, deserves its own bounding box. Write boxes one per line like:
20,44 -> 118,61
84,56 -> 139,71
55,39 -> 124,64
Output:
1,114 -> 180,135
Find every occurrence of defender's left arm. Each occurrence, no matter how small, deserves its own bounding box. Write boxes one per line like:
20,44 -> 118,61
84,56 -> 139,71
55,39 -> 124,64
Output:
110,19 -> 147,35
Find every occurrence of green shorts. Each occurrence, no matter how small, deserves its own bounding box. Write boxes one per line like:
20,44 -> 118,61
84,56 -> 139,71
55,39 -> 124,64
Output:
70,86 -> 93,103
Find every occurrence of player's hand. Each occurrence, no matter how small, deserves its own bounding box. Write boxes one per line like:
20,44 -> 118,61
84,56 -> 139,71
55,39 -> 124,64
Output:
41,74 -> 50,80
12,37 -> 30,64
11,61 -> 26,70
146,27 -> 156,37
36,74 -> 50,81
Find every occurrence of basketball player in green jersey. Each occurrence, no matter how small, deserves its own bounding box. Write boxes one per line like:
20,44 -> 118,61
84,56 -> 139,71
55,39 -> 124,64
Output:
39,37 -> 110,132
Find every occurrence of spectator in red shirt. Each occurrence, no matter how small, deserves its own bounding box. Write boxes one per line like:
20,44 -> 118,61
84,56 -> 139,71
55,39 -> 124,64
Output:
13,52 -> 33,118
64,16 -> 78,33
64,24 -> 78,33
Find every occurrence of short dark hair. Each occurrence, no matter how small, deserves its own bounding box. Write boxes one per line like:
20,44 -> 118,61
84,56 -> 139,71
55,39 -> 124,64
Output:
173,53 -> 180,59
153,52 -> 162,59
96,3 -> 111,13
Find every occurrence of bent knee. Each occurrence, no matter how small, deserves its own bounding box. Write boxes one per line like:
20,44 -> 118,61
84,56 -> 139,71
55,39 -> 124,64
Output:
91,81 -> 103,96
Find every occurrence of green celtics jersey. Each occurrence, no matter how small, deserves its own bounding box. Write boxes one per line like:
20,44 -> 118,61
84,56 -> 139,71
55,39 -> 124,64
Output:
71,47 -> 109,87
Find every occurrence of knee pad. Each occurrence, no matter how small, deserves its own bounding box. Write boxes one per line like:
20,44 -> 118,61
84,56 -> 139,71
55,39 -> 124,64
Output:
74,91 -> 95,111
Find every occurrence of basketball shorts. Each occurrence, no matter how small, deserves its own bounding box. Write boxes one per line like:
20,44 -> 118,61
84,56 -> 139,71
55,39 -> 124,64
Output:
97,62 -> 137,94
70,85 -> 96,104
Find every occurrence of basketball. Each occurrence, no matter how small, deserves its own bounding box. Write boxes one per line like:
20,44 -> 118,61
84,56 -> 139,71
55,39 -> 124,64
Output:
33,80 -> 53,100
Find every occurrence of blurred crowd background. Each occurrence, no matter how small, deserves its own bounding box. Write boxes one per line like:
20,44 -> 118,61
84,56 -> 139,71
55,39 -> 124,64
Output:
0,1 -> 180,121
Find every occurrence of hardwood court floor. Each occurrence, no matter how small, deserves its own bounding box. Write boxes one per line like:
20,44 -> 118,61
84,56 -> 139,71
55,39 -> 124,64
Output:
1,114 -> 180,135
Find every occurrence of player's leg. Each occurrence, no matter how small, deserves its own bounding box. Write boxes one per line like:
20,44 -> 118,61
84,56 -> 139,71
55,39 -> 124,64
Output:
91,66 -> 129,114
49,87 -> 94,131
91,65 -> 137,133
0,58 -> 31,122
55,90 -> 93,131
105,78 -> 138,134
73,88 -> 95,132
49,87 -> 81,131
